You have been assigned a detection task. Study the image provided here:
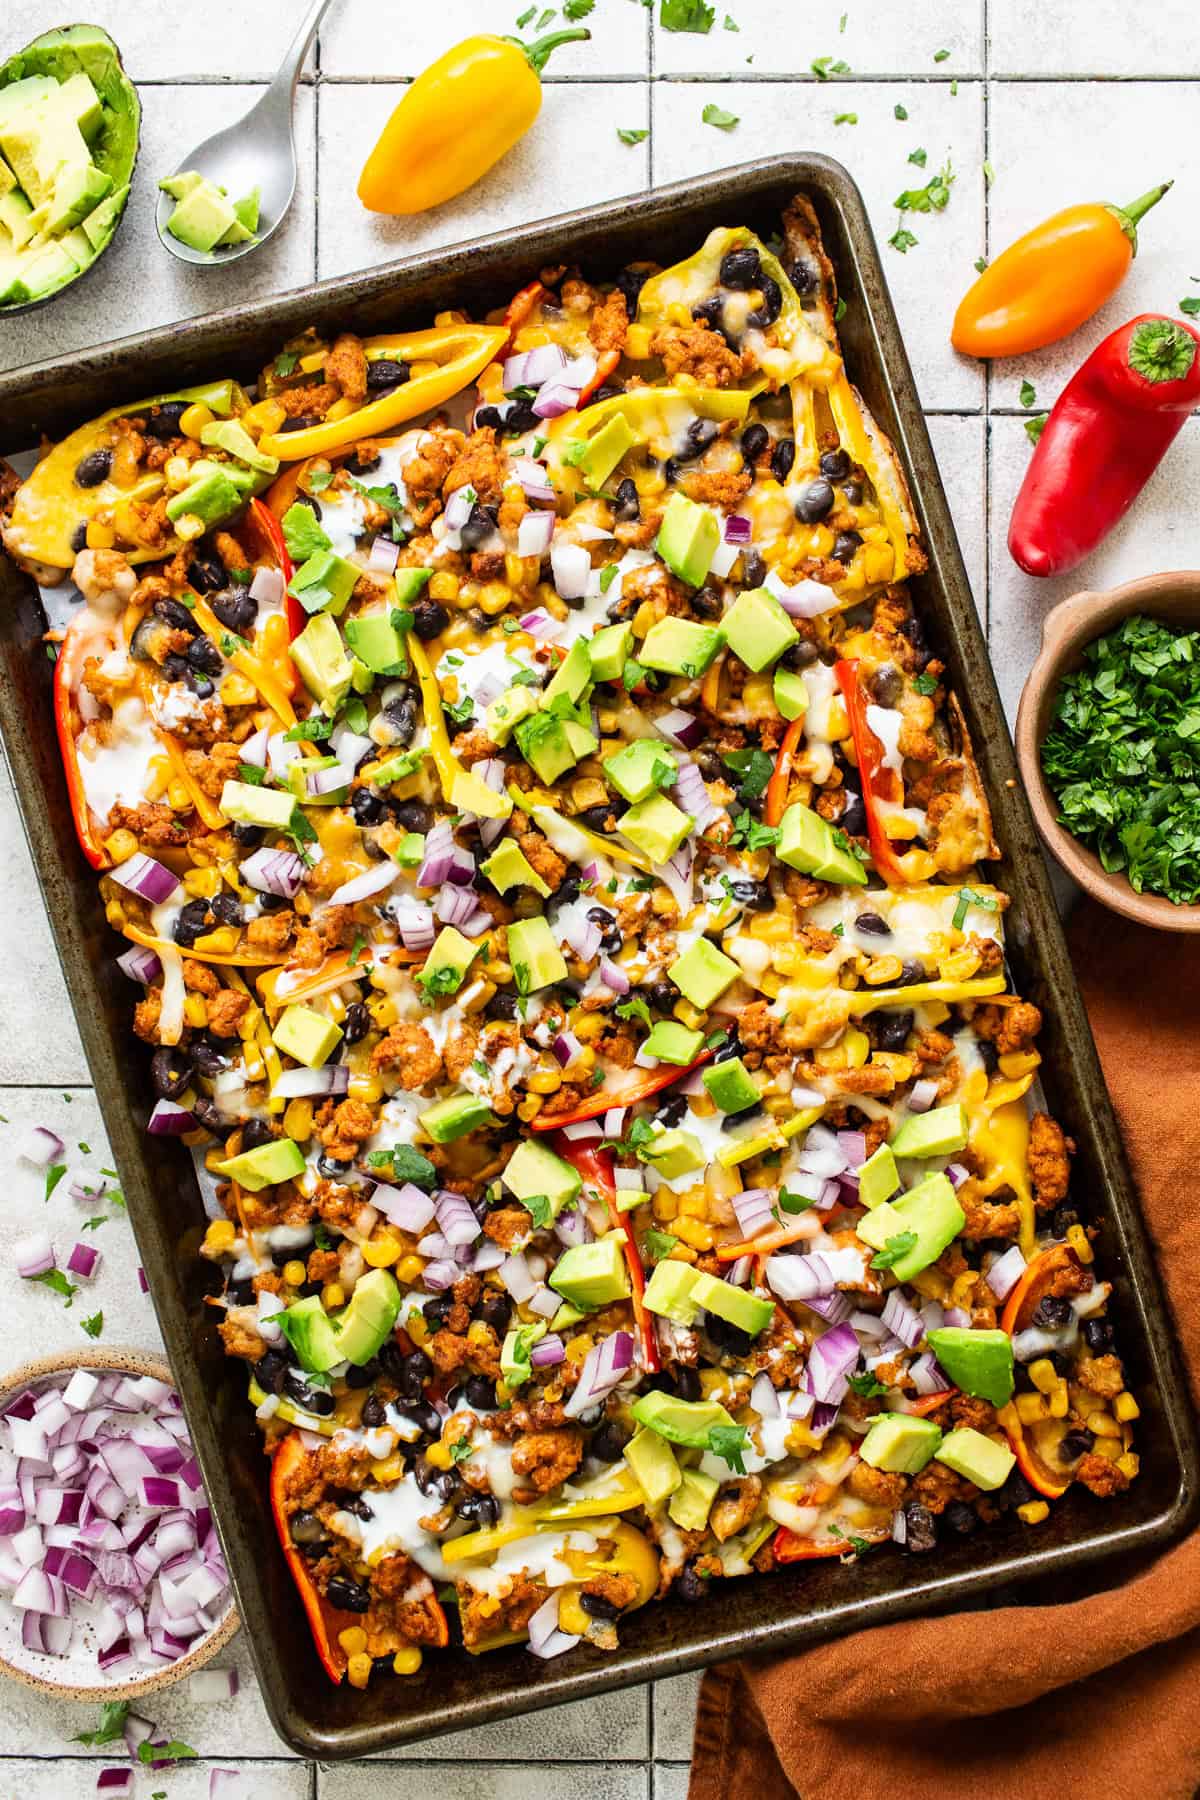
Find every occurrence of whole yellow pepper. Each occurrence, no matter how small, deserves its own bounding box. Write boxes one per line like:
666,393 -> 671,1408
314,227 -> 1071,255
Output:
357,30 -> 590,216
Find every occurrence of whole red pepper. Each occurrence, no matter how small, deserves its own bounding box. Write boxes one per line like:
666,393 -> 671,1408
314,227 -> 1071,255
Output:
553,1137 -> 661,1373
833,659 -> 908,887
1009,313 -> 1200,577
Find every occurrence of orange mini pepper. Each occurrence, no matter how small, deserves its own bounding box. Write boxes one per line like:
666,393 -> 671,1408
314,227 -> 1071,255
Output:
952,182 -> 1171,359
358,30 -> 589,217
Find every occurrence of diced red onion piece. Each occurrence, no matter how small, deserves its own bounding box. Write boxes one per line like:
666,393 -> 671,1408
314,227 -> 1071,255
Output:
764,1252 -> 832,1301
553,1030 -> 585,1068
369,536 -> 400,573
985,1244 -> 1027,1301
563,1329 -> 634,1418
209,1772 -> 244,1798
137,1267 -> 149,1293
910,1350 -> 952,1396
726,1254 -> 752,1287
560,1118 -> 603,1142
15,1232 -> 56,1279
657,842 -> 694,915
517,509 -> 555,559
306,760 -> 353,799
944,1305 -> 971,1328
0,1485 -> 23,1534
597,957 -> 630,995
270,1064 -> 350,1101
249,565 -> 284,609
519,607 -> 561,642
116,945 -> 162,984
603,1107 -> 626,1139
510,456 -> 557,505
391,896 -> 436,953
891,1507 -> 907,1545
907,1079 -> 939,1115
328,860 -> 401,906
13,1568 -> 68,1616
371,1181 -> 436,1235
768,574 -> 840,619
653,707 -> 703,750
836,1130 -> 868,1170
443,486 -> 476,534
750,1371 -> 780,1418
189,1666 -> 240,1703
526,1589 -> 579,1659
731,1188 -> 774,1239
672,760 -> 717,830
17,1126 -> 65,1169
147,1100 -> 196,1137
560,352 -> 598,390
238,723 -> 270,770
527,1285 -> 560,1319
724,514 -> 752,545
529,1334 -> 566,1368
141,1476 -> 181,1510
807,1322 -> 861,1405
550,542 -> 591,600
881,1288 -> 924,1349
945,1163 -> 969,1188
532,381 -> 580,420
434,1189 -> 481,1248
109,853 -> 180,905
239,847 -> 305,900
434,882 -> 489,934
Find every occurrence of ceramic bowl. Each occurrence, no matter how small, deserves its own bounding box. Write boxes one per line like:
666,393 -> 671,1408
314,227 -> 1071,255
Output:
1014,570 -> 1200,933
0,1347 -> 237,1700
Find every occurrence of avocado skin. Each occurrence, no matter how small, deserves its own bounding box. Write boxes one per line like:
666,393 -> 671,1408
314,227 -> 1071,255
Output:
0,25 -> 139,313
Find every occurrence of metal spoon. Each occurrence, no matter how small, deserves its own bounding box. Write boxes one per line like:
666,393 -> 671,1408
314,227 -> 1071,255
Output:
155,0 -> 334,266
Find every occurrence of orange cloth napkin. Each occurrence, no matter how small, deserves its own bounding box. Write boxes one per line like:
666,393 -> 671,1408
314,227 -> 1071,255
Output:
689,901 -> 1200,1800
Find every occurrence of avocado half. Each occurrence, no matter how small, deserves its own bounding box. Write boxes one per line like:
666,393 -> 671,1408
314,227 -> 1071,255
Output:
0,23 -> 140,315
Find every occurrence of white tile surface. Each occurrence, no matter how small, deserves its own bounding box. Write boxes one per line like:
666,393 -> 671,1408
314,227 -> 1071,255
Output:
2,1 -> 1197,1792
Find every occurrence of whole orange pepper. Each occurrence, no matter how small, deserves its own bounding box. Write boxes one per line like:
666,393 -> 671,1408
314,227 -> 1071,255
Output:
358,30 -> 589,217
952,182 -> 1172,359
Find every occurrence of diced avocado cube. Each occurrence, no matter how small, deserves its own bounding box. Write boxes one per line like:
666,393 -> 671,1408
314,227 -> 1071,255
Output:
335,1268 -> 401,1365
507,916 -> 568,994
343,612 -> 405,675
501,1321 -> 546,1388
219,778 -> 297,831
549,1234 -> 631,1309
485,683 -> 540,746
165,177 -> 239,253
219,185 -> 260,243
550,1301 -> 585,1332
57,224 -> 94,270
777,800 -> 867,888
856,1173 -> 965,1283
54,71 -> 106,144
515,711 -> 577,785
213,1136 -> 306,1193
272,1004 -> 342,1070
722,586 -> 799,672
935,1426 -> 1016,1492
639,616 -> 722,679
200,417 -> 279,475
927,1327 -> 1015,1407
0,78 -> 57,128
503,1139 -> 581,1219
604,738 -> 678,805
420,1093 -> 493,1144
889,1103 -> 969,1160
668,1466 -> 719,1531
480,838 -> 551,898
164,467 -> 242,528
0,188 -> 35,249
419,926 -> 480,1000
186,456 -> 257,497
588,621 -> 633,683
642,1020 -> 704,1065
80,183 -> 127,251
668,936 -> 740,1009
859,1413 -> 943,1475
0,153 -> 15,199
630,1389 -> 735,1449
0,107 -> 89,207
290,547 -> 361,618
393,568 -> 432,606
158,171 -> 204,201
392,831 -> 425,868
642,1259 -> 704,1326
574,412 -> 636,487
619,792 -> 692,864
542,637 -> 591,709
624,1428 -> 681,1506
656,492 -> 720,588
449,766 -> 512,821
858,1142 -> 900,1208
642,1128 -> 705,1181
774,666 -> 809,721
690,1270 -> 774,1337
290,612 -> 353,711
43,162 -> 111,236
702,1056 -> 760,1114
563,718 -> 598,761
277,1295 -> 340,1374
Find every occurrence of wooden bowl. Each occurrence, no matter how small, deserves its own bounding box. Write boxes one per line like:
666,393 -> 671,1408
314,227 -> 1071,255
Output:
0,1348 -> 238,1701
1015,571 -> 1200,933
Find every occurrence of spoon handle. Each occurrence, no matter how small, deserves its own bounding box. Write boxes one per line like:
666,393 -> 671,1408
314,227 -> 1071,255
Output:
267,0 -> 337,102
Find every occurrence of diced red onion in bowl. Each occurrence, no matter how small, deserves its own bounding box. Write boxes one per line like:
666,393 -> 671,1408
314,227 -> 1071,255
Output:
108,854 -> 180,906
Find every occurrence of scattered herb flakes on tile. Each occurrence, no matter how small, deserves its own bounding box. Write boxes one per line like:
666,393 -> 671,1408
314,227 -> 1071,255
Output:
894,103 -> 908,120
1024,412 -> 1048,444
723,12 -> 739,27
894,160 -> 954,214
811,55 -> 850,79
983,158 -> 996,187
1019,379 -> 1037,409
702,102 -> 739,130
933,47 -> 950,61
660,0 -> 715,30
889,226 -> 918,254
974,255 -> 988,273
618,127 -> 649,144
834,112 -> 857,126
564,0 -> 594,15
1040,614 -> 1200,904
908,147 -> 927,167
81,1310 -> 104,1338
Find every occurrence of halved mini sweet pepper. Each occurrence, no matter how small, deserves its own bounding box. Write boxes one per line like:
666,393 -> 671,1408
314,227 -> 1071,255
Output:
247,495 -> 304,642
52,617 -> 111,869
256,324 -> 508,462
773,1522 -> 891,1562
764,714 -> 806,829
532,1047 -> 714,1132
833,658 -> 909,886
554,1138 -> 661,1373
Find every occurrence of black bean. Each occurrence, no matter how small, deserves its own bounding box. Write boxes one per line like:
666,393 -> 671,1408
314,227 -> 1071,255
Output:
172,899 -> 210,947
344,1361 -> 377,1389
903,1502 -> 938,1553
230,820 -> 264,847
316,1153 -> 353,1181
612,477 -> 640,521
875,1009 -> 914,1053
677,1562 -> 709,1603
326,1574 -> 370,1612
350,788 -> 385,827
473,405 -> 504,431
576,804 -> 613,833
691,294 -> 728,338
399,1349 -> 433,1396
898,957 -> 927,986
734,878 -> 774,913
588,1419 -> 630,1464
257,1351 -> 288,1394
944,1501 -> 979,1536
259,891 -> 289,912
1057,1429 -> 1096,1465
149,1047 -> 192,1101
748,275 -> 782,328
458,1491 -> 500,1529
580,1589 -> 621,1621
655,1094 -> 687,1130
343,1002 -> 371,1044
995,1469 -> 1034,1512
641,979 -> 677,1015
843,479 -> 864,506
833,529 -> 863,564
210,893 -> 245,929
739,422 -> 769,466
411,598 -> 450,640
210,588 -> 258,634
977,1037 -> 1000,1077
781,636 -> 819,671
506,399 -> 541,436
794,479 -> 835,524
154,597 -> 200,634
361,1394 -> 387,1429
186,671 -> 214,700
787,256 -> 818,294
187,554 -> 226,594
394,799 -> 432,833
366,358 -> 410,391
685,417 -> 719,458
75,449 -> 112,488
71,521 -> 89,554
770,437 -> 796,482
289,1510 -> 328,1546
690,584 -> 723,622
284,1370 -> 335,1415
186,635 -> 225,679
662,456 -> 682,487
142,402 -> 188,441
239,1119 -> 273,1151
1050,1202 -> 1080,1237
459,503 -> 497,551
415,1459 -> 461,1504
478,1288 -> 512,1333
401,1399 -> 442,1439
705,1313 -> 753,1357
616,265 -> 650,313
483,990 -> 518,1027
280,414 -> 321,434
460,1374 -> 494,1412
1082,1318 -> 1114,1354
742,547 -> 767,588
720,245 -> 761,290
871,663 -> 903,707
592,383 -> 625,405
671,1365 -> 702,1403
713,1036 -> 742,1064
189,1038 -> 228,1079
1033,1294 -> 1073,1328
820,448 -> 851,482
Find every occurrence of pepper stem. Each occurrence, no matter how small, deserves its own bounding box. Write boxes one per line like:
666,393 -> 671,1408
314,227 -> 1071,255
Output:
515,26 -> 591,74
1127,318 -> 1196,386
1108,181 -> 1172,254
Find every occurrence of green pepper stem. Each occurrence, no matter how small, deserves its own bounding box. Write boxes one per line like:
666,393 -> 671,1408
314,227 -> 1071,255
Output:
1108,181 -> 1172,254
514,26 -> 591,74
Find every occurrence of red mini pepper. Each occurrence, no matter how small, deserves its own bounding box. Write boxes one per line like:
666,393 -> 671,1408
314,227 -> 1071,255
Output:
1009,314 -> 1200,577
833,659 -> 908,886
53,616 -> 114,870
531,1048 -> 714,1132
764,714 -> 805,830
553,1137 -> 661,1374
249,496 -> 304,640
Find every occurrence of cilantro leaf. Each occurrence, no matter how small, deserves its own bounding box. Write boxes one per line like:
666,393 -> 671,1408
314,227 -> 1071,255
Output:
644,1228 -> 680,1261
913,671 -> 938,696
74,1702 -> 130,1746
731,810 -> 780,852
889,225 -> 919,255
31,1269 -> 76,1305
894,103 -> 908,120
894,160 -> 955,215
721,747 -> 774,799
273,350 -> 299,377
564,0 -> 594,15
869,1231 -> 919,1271
618,127 -> 649,146
847,1371 -> 888,1398
616,994 -> 653,1031
449,1437 -> 475,1462
521,1194 -> 554,1230
80,1310 -> 104,1339
137,1741 -> 197,1767
702,103 -> 739,131
1025,412 -> 1049,445
44,1163 -> 67,1201
660,0 -> 715,30
370,1144 -> 437,1190
707,1423 -> 749,1474
1181,297 -> 1200,318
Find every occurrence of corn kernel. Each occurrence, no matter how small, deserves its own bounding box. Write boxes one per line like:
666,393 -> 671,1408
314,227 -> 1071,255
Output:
183,994 -> 209,1029
346,1652 -> 372,1689
1066,1223 -> 1094,1264
863,955 -> 903,987
516,1095 -> 543,1123
282,1259 -> 306,1286
939,948 -> 981,983
424,1440 -> 452,1470
348,1074 -> 383,1105
1117,1452 -> 1140,1481
1091,1411 -> 1123,1440
86,520 -> 116,548
363,1232 -> 402,1269
175,512 -> 206,542
166,779 -> 192,811
338,1626 -> 368,1656
429,572 -> 460,601
673,1216 -> 714,1252
179,402 -> 214,439
394,1253 -> 425,1286
750,912 -> 792,943
104,827 -> 139,863
565,1333 -> 594,1366
1092,1436 -> 1121,1461
392,1646 -> 423,1675
193,926 -> 239,954
183,867 -> 221,899
844,1026 -> 870,1068
203,1220 -> 236,1254
677,1189 -> 708,1219
322,1282 -> 346,1310
1048,1384 -> 1069,1419
1016,1500 -> 1049,1526
1028,1357 -> 1059,1395
573,1013 -> 606,1042
652,1191 -> 678,1222
1113,1391 -> 1140,1423
407,1313 -> 429,1347
283,1098 -> 314,1142
1015,1392 -> 1048,1426
669,1243 -> 698,1264
528,1068 -> 563,1095
220,671 -> 258,707
674,1000 -> 704,1031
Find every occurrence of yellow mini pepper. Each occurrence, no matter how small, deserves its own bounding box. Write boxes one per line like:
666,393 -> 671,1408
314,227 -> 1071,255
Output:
357,30 -> 590,217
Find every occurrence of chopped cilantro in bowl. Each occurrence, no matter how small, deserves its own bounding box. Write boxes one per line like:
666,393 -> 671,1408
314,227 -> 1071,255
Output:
1039,613 -> 1200,905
